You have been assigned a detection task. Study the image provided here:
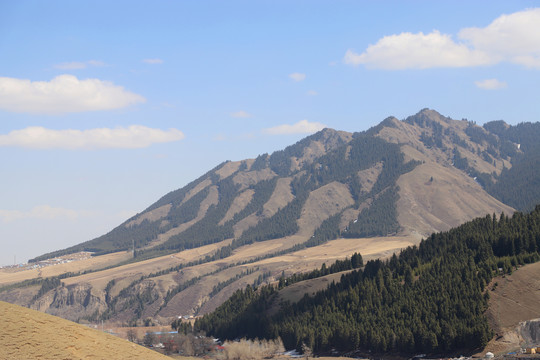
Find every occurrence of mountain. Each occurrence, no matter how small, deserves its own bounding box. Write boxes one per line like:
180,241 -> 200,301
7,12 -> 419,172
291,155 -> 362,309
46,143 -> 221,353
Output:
31,108 -> 532,261
1,109 -> 539,328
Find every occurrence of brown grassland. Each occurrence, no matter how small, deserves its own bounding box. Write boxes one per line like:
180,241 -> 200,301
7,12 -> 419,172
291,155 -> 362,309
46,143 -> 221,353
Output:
0,300 -> 170,360
482,261 -> 540,355
0,251 -> 131,286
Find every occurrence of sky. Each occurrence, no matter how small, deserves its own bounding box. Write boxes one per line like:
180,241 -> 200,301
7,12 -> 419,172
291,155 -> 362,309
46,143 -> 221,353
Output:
1,1 -> 540,266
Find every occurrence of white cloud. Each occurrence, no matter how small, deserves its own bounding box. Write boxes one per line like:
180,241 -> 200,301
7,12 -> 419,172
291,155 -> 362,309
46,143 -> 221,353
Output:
0,125 -> 185,149
459,8 -> 540,68
231,110 -> 252,118
0,205 -> 91,223
345,8 -> 540,69
344,31 -> 491,69
142,58 -> 164,64
475,78 -> 507,90
289,72 -> 306,82
54,60 -> 105,70
307,90 -> 318,96
0,75 -> 145,114
263,120 -> 326,135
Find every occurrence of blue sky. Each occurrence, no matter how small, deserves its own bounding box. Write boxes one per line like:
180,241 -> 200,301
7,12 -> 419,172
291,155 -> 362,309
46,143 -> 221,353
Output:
1,0 -> 540,265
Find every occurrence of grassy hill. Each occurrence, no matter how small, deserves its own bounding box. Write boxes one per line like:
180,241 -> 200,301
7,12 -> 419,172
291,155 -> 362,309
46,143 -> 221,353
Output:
0,300 -> 170,360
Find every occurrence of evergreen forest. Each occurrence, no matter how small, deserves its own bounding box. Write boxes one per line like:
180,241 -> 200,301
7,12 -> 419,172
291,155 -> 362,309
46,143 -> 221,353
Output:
196,205 -> 540,356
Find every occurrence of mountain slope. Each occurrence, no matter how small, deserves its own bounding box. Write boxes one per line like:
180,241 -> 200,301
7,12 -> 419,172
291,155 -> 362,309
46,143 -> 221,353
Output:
196,206 -> 540,355
3,108 -> 538,328
31,109 -> 528,262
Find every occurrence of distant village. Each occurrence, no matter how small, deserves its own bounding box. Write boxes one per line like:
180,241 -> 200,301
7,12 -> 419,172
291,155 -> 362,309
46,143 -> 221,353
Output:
0,251 -> 93,272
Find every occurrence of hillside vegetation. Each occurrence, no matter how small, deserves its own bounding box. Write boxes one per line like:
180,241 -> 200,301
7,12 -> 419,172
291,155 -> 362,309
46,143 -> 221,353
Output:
196,206 -> 540,356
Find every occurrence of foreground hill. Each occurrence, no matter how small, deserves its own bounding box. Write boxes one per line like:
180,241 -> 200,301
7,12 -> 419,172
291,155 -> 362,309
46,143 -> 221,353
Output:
1,109 -> 538,327
0,300 -> 169,360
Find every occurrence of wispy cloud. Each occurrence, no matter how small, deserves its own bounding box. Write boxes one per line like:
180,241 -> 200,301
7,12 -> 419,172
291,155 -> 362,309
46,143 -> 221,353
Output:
307,90 -> 318,96
0,205 -> 92,223
289,72 -> 306,82
142,58 -> 164,64
230,110 -> 252,118
54,60 -> 106,70
475,78 -> 507,90
263,120 -> 326,135
0,75 -> 145,114
0,126 -> 185,150
345,8 -> 540,69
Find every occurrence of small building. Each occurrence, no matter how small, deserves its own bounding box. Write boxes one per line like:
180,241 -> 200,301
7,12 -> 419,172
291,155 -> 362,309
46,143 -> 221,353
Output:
525,348 -> 536,354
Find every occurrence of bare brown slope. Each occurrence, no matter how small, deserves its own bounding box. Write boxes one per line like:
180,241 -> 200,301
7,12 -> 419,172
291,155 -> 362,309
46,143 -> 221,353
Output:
144,184 -> 219,249
219,189 -> 255,225
297,181 -> 355,236
267,271 -> 348,316
486,262 -> 540,335
0,300 -> 169,360
397,159 -> 514,237
482,262 -> 540,355
377,110 -> 514,237
233,177 -> 294,237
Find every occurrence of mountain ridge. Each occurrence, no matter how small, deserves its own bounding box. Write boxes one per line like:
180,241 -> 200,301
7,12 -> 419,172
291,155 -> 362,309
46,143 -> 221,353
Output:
30,108 -> 538,263
3,108 -> 539,328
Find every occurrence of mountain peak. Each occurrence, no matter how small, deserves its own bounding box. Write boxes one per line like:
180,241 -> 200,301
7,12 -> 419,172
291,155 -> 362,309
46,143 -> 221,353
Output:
409,108 -> 452,124
313,127 -> 353,149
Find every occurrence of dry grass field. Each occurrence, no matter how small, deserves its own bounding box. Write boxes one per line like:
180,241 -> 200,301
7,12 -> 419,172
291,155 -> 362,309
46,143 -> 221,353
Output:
254,235 -> 415,273
62,239 -> 233,289
0,229 -> 416,323
0,300 -> 170,360
0,251 -> 132,286
162,234 -> 415,316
